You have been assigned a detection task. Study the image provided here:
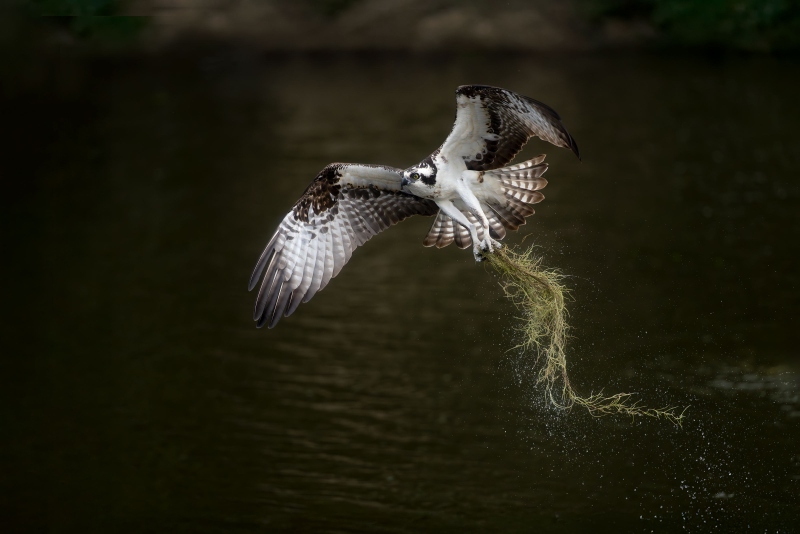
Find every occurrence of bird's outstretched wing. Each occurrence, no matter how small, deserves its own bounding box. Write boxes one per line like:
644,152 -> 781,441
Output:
249,163 -> 438,328
438,85 -> 580,172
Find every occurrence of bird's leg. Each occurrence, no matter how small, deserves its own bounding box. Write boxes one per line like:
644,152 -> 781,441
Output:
436,199 -> 485,262
455,177 -> 502,254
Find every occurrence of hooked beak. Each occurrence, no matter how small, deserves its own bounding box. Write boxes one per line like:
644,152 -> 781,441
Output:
400,177 -> 410,188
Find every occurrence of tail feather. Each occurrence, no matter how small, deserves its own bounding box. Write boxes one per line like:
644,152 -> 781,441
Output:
486,155 -> 549,232
423,211 -> 458,248
486,200 -> 529,230
484,209 -> 506,239
493,154 -> 547,172
423,211 -> 448,247
453,220 -> 472,249
503,185 -> 545,205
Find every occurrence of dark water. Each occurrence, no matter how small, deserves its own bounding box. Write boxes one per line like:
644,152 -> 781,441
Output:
2,52 -> 799,532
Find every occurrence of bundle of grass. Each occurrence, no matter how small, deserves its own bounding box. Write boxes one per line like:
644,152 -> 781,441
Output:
483,245 -> 686,426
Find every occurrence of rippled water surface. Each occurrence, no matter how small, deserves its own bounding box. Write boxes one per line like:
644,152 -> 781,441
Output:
2,52 -> 799,532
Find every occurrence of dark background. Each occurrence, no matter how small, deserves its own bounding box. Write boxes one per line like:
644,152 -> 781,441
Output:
2,4 -> 799,532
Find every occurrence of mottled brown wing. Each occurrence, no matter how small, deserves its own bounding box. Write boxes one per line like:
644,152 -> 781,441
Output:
248,163 -> 438,328
438,85 -> 580,172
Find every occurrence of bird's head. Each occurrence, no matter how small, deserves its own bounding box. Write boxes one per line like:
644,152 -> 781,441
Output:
401,159 -> 437,193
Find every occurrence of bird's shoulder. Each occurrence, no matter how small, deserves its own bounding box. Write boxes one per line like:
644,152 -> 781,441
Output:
291,162 -> 416,223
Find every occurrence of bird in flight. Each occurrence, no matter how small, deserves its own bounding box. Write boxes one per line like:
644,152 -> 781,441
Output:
249,85 -> 580,328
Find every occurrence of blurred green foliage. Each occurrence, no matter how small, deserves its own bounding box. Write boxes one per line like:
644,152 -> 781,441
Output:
18,0 -> 800,52
27,0 -> 147,40
590,0 -> 800,51
32,0 -> 116,16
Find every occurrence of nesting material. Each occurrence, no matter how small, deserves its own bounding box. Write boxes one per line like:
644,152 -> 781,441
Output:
483,245 -> 686,425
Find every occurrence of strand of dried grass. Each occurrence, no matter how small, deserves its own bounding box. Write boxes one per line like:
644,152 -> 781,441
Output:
484,245 -> 686,426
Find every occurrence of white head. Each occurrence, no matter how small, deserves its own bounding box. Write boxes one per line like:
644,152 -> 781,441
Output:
400,158 -> 438,195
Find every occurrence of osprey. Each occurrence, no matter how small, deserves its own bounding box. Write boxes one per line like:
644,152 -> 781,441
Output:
249,85 -> 580,328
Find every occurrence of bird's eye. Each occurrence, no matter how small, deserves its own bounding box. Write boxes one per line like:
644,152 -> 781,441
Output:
411,173 -> 420,180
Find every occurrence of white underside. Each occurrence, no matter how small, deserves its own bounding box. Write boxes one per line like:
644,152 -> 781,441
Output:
431,156 -> 504,258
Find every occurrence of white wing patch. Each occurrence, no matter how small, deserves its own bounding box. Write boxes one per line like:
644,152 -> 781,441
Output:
438,85 -> 579,172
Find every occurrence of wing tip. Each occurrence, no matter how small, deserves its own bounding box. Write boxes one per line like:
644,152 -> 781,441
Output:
567,132 -> 581,161
247,277 -> 260,292
248,247 -> 277,291
455,85 -> 582,162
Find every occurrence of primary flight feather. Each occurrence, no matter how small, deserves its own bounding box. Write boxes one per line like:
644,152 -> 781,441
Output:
249,85 -> 580,328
